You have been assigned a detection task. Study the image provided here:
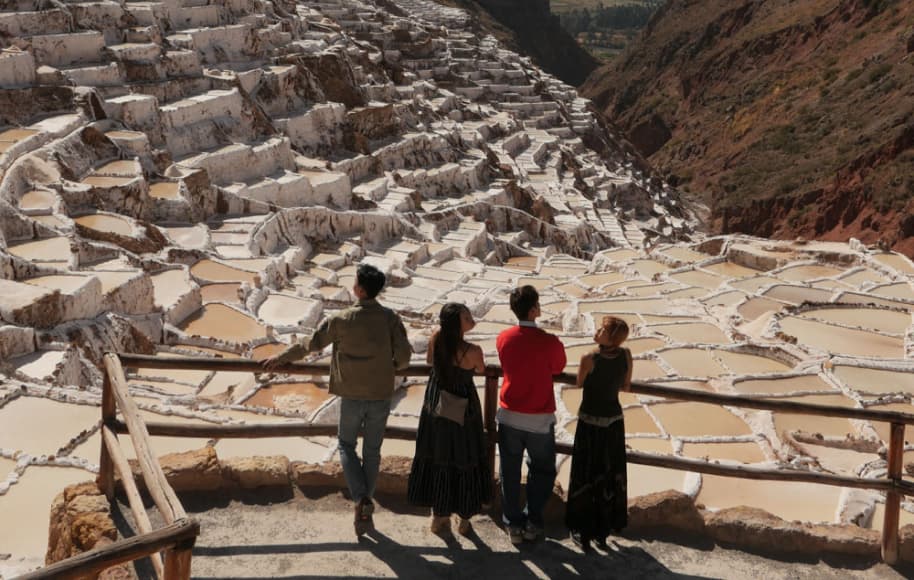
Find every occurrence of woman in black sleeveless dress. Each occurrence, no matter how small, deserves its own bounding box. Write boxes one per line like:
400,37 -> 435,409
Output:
566,316 -> 633,551
408,303 -> 491,535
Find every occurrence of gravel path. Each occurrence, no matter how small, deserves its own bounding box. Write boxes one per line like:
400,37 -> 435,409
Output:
138,490 -> 910,580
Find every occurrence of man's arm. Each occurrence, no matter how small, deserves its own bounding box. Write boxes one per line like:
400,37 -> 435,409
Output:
550,335 -> 567,374
391,314 -> 412,370
261,317 -> 335,371
308,316 -> 336,352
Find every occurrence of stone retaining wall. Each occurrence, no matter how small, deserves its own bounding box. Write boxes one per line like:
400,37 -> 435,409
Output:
47,447 -> 914,570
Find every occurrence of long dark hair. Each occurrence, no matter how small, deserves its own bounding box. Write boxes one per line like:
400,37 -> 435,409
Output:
434,303 -> 466,386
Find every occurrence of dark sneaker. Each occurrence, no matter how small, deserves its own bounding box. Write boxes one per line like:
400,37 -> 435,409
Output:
354,498 -> 374,536
507,524 -> 524,545
523,521 -> 543,542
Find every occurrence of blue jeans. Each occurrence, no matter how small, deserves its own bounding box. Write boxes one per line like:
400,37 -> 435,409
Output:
498,423 -> 556,527
338,398 -> 391,503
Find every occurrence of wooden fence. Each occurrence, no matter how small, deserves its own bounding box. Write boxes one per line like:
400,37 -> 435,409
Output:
22,352 -> 914,577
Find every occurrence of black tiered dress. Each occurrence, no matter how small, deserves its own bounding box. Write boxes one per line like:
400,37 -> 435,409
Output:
565,348 -> 629,540
407,365 -> 491,517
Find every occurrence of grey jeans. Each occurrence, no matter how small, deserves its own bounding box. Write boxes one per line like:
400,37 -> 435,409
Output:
338,397 -> 391,502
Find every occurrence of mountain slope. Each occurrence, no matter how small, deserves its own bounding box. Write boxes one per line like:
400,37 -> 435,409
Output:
581,0 -> 914,254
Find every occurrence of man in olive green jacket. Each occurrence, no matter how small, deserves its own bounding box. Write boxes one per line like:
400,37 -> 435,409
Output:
264,264 -> 411,535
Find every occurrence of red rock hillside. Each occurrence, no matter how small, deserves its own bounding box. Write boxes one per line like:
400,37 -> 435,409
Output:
581,0 -> 914,255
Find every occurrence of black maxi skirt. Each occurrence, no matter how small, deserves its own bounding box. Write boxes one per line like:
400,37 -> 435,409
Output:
407,368 -> 492,517
565,418 -> 628,539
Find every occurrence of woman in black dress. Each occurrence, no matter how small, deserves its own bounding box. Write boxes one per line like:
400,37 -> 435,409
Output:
566,316 -> 633,552
408,303 -> 491,535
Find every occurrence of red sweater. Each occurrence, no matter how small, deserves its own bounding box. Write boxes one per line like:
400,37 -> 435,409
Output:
496,325 -> 567,414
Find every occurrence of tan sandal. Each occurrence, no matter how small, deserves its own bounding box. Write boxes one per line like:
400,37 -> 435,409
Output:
456,516 -> 472,536
430,515 -> 451,535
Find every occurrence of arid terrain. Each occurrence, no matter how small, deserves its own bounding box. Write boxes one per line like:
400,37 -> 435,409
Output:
583,0 -> 914,254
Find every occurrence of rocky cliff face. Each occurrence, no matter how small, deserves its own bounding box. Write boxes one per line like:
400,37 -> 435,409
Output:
582,0 -> 914,254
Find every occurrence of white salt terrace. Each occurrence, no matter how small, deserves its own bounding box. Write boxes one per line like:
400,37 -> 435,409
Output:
0,0 -> 913,571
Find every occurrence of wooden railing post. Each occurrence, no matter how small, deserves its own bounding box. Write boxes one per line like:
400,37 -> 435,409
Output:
97,370 -> 116,500
882,422 -> 905,564
484,366 -> 499,496
163,539 -> 195,580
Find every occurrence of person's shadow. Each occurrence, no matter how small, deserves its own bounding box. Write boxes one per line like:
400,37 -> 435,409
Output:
360,527 -> 713,580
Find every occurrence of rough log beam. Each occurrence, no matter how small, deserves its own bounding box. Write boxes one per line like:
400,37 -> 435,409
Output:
115,354 -> 914,426
101,425 -> 164,578
17,519 -> 198,580
104,353 -> 187,524
882,422 -> 905,564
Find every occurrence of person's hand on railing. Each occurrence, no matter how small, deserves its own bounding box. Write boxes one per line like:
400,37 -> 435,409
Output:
261,353 -> 287,372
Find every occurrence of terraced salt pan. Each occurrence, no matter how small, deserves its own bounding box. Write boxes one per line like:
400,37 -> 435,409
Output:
776,264 -> 844,282
738,297 -> 784,321
151,269 -> 194,309
0,397 -> 98,456
244,382 -> 331,415
658,348 -> 727,377
794,441 -> 877,475
648,403 -> 752,437
874,253 -> 914,275
681,441 -> 766,464
832,365 -> 914,397
659,247 -> 711,263
215,436 -> 331,463
796,307 -> 911,334
870,282 -> 914,301
81,175 -> 136,187
18,190 -> 56,211
191,260 -> 258,284
670,270 -> 724,289
74,214 -> 133,236
149,182 -> 181,200
772,394 -> 858,439
778,317 -> 904,358
713,350 -> 792,374
704,262 -> 761,278
866,403 -> 914,443
163,226 -> 208,249
179,304 -> 267,343
698,476 -> 845,524
257,294 -> 319,327
649,322 -> 731,345
762,285 -> 833,305
733,375 -> 834,395
6,237 -> 70,261
0,466 -> 94,559
201,283 -> 242,304
12,350 -> 65,381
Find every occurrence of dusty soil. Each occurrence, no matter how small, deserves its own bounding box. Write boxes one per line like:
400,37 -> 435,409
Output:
119,488 -> 910,579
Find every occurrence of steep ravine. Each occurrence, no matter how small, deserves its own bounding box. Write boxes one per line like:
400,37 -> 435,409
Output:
582,0 -> 914,253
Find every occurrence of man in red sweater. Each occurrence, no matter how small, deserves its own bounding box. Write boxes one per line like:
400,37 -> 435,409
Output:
496,285 -> 567,544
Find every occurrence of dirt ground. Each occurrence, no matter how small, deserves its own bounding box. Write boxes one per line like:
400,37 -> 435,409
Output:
118,488 -> 911,579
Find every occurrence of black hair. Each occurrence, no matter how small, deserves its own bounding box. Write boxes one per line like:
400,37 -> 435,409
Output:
434,302 -> 467,385
356,264 -> 386,299
509,285 -> 539,321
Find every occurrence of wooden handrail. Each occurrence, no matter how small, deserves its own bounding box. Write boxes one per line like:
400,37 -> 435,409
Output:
101,425 -> 164,577
104,352 -> 914,566
104,354 -> 186,525
117,353 -> 914,426
17,519 -> 198,580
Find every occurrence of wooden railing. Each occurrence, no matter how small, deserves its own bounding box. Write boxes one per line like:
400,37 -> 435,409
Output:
21,353 -> 199,579
23,352 -> 914,577
114,353 -> 914,565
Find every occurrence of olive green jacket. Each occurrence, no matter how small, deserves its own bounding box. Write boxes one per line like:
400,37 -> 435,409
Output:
305,298 -> 411,400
